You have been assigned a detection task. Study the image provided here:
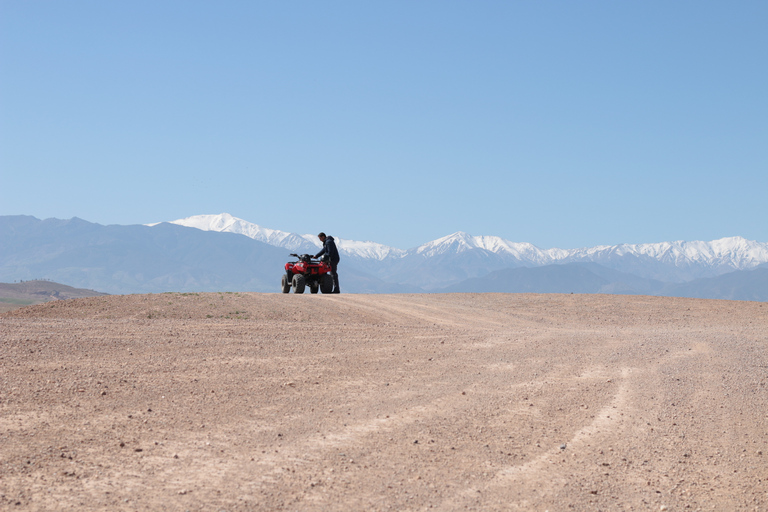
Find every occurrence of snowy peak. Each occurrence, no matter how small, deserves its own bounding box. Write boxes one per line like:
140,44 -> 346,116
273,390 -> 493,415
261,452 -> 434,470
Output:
696,236 -> 768,266
333,238 -> 406,260
415,232 -> 477,256
169,213 -> 311,251
164,214 -> 405,260
568,236 -> 768,270
414,231 -> 558,265
415,231 -> 527,255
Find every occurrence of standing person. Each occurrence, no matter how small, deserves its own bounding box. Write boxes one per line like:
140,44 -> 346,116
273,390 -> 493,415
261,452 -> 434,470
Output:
315,232 -> 340,293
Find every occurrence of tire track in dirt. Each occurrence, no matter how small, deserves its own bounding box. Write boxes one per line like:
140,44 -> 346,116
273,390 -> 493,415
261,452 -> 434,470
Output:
324,294 -> 507,330
436,366 -> 636,510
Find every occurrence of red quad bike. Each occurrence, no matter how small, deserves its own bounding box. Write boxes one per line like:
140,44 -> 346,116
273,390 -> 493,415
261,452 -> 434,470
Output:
282,254 -> 334,294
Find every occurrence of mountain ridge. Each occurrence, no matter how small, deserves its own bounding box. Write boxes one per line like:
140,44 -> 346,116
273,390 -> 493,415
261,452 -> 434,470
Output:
2,214 -> 766,299
162,213 -> 768,283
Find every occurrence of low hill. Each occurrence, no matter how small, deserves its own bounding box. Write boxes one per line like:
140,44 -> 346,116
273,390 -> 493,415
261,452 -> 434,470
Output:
0,280 -> 108,312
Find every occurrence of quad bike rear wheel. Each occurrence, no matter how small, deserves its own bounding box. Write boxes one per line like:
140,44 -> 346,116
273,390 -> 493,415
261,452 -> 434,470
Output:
281,274 -> 291,293
320,274 -> 333,294
292,274 -> 306,294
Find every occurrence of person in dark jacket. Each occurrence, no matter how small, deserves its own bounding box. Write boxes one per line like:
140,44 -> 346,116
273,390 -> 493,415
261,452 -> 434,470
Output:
315,232 -> 340,293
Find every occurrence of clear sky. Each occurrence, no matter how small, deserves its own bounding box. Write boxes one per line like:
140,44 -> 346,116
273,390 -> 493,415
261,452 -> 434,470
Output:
1,1 -> 766,250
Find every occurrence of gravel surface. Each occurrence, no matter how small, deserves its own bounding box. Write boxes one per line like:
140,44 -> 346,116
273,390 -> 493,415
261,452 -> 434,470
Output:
1,292 -> 767,511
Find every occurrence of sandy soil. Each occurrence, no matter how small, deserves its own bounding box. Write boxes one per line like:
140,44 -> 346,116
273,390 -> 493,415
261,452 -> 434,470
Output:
1,292 -> 766,511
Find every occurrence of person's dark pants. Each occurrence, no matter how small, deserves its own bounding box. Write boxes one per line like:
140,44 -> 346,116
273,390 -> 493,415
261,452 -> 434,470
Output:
330,260 -> 340,293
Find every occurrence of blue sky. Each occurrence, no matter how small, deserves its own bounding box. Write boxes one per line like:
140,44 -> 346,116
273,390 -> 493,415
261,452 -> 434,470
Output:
1,1 -> 766,250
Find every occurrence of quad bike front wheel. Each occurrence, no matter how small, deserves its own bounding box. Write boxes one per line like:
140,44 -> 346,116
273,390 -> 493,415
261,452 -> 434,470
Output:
292,274 -> 306,294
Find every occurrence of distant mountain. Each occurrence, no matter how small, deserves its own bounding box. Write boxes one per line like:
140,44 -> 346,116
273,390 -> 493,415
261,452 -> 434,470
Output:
2,214 -> 766,300
405,231 -> 768,283
443,263 -> 768,301
164,214 -> 768,291
441,263 -> 666,295
659,267 -> 768,302
559,237 -> 768,282
0,216 -> 283,293
409,231 -> 562,263
0,216 -> 413,294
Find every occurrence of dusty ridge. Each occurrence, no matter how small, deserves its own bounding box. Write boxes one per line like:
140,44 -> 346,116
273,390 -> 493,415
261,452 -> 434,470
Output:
1,293 -> 767,511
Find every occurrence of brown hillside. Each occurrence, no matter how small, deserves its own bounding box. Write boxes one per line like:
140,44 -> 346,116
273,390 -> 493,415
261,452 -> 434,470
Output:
1,293 -> 766,511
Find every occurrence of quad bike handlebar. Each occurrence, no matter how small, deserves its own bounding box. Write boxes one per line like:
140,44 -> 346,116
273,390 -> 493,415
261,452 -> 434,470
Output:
290,253 -> 329,263
290,253 -> 314,262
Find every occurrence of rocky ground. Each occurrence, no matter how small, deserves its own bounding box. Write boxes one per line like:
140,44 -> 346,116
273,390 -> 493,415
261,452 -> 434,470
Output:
1,292 -> 766,511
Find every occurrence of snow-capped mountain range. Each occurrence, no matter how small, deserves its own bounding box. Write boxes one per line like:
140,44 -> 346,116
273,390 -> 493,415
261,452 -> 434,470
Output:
2,214 -> 766,297
164,213 -> 768,284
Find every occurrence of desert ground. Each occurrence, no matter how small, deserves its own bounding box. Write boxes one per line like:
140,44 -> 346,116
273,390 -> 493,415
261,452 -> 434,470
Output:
1,292 -> 766,511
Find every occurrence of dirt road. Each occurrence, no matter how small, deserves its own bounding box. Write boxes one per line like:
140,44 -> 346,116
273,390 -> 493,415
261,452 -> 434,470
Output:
1,293 -> 766,511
